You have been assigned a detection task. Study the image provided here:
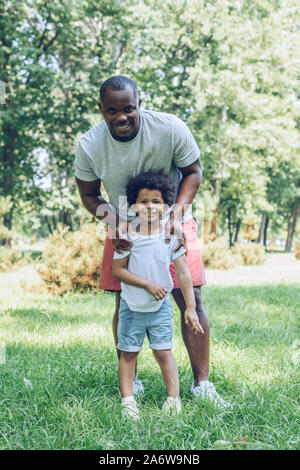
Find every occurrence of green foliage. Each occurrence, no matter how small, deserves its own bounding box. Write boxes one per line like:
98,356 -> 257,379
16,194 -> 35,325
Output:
232,242 -> 266,265
1,0 -> 299,246
0,196 -> 24,271
295,242 -> 300,260
202,238 -> 266,269
37,223 -> 105,294
202,238 -> 243,269
0,246 -> 23,272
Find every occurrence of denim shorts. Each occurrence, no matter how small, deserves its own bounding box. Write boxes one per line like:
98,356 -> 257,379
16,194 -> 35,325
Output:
117,297 -> 173,352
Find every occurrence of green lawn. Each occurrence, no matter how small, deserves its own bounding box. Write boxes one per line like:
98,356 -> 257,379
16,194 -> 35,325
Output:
0,271 -> 299,450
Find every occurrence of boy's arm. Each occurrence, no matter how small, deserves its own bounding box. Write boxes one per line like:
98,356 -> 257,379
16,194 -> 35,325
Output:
173,254 -> 204,334
112,257 -> 168,301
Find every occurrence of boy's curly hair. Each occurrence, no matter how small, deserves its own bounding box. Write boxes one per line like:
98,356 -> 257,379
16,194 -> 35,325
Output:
126,170 -> 175,207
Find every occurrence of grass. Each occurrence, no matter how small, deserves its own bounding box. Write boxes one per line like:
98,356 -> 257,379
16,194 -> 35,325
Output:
0,269 -> 299,450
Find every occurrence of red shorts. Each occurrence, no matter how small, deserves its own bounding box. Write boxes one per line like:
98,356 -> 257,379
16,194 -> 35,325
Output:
99,218 -> 206,291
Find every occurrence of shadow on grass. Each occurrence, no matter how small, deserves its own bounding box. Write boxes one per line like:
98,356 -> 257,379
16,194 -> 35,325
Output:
9,308 -> 105,327
5,284 -> 300,352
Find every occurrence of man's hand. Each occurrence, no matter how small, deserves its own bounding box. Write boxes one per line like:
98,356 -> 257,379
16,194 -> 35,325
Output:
145,281 -> 168,301
111,219 -> 133,254
164,215 -> 187,253
184,307 -> 204,335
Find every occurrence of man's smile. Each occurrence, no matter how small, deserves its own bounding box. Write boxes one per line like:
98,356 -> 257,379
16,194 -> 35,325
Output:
115,122 -> 132,130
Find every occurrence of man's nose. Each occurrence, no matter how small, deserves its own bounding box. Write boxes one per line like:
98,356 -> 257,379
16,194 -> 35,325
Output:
116,113 -> 127,122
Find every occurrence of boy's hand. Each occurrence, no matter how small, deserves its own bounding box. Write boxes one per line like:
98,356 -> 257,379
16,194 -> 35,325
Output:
145,281 -> 168,301
184,308 -> 204,335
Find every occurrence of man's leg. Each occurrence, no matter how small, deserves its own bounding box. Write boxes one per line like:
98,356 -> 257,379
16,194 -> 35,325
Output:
172,286 -> 210,385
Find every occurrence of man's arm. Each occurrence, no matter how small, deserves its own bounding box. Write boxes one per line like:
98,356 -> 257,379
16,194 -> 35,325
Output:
165,159 -> 202,250
75,177 -> 131,253
173,254 -> 204,335
173,159 -> 202,220
112,257 -> 167,301
75,177 -> 113,221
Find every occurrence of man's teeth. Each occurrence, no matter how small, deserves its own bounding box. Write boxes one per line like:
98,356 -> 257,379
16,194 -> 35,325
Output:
117,123 -> 130,128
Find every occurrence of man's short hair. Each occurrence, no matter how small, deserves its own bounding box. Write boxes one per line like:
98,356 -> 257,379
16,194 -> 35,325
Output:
99,75 -> 139,102
126,170 -> 175,207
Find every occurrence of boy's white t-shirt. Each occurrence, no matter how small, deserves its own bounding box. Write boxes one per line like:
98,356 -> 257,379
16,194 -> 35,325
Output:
113,231 -> 186,312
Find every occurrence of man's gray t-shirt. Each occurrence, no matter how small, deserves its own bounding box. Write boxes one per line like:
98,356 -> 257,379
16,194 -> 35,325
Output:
75,110 -> 201,220
113,232 -> 186,312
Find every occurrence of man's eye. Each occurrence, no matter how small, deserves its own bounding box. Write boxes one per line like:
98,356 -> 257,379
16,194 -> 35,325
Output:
126,106 -> 135,112
107,109 -> 116,114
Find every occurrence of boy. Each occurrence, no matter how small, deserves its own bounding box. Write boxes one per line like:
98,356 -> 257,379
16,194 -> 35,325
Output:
112,170 -> 204,420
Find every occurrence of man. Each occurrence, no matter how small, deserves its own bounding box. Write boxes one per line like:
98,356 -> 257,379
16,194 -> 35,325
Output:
75,75 -> 231,408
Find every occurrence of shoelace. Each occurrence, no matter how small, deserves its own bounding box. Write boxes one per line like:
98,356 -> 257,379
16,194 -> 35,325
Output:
205,384 -> 230,406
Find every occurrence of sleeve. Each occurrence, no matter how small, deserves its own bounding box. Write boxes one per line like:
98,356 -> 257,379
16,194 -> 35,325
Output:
113,250 -> 131,260
172,117 -> 201,169
75,141 -> 99,181
170,235 -> 186,261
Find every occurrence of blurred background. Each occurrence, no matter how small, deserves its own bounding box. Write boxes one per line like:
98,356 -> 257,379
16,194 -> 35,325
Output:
0,0 -> 299,287
1,2 -> 299,451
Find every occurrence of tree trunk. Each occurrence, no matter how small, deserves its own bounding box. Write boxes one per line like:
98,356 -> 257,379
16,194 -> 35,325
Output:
257,213 -> 266,244
263,216 -> 269,247
44,216 -> 53,234
204,217 -> 210,243
2,123 -> 17,235
211,206 -> 219,241
210,106 -> 228,241
52,215 -> 57,231
228,207 -> 233,247
234,219 -> 241,243
285,199 -> 299,252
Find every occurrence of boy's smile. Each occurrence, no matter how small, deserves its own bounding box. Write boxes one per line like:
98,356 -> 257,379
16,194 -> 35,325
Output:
134,188 -> 166,225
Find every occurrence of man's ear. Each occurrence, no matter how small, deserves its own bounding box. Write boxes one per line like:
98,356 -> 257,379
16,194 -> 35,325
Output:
98,101 -> 103,113
138,98 -> 142,109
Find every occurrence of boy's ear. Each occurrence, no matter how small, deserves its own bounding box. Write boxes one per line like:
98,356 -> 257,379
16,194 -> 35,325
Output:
131,203 -> 139,215
162,203 -> 169,214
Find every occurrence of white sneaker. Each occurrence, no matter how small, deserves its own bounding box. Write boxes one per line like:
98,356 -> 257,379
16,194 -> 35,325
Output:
191,381 -> 233,409
162,396 -> 182,415
121,397 -> 140,421
132,375 -> 144,396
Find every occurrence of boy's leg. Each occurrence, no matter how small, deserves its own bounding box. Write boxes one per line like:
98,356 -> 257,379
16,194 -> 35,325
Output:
112,292 -> 121,360
172,286 -> 210,385
119,351 -> 139,397
119,350 -> 141,420
113,293 -> 143,394
152,349 -> 179,397
102,238 -> 142,392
